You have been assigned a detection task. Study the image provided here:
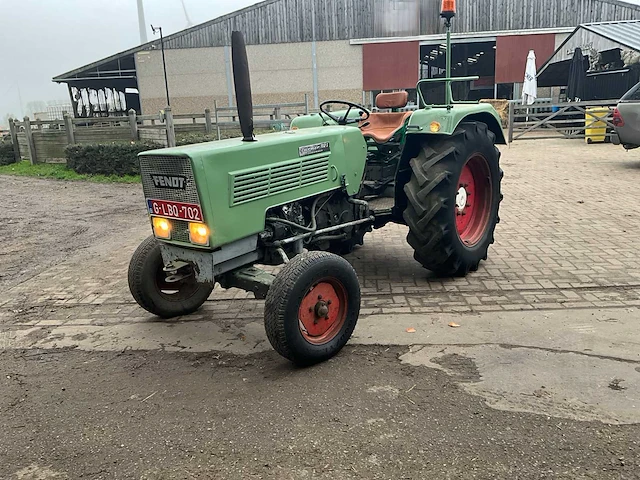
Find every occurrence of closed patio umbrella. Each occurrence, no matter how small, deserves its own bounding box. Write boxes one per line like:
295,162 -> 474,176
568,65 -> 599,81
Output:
522,50 -> 538,105
567,47 -> 587,102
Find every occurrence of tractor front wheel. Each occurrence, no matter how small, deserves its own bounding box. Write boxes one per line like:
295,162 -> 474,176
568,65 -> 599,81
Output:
264,251 -> 361,365
403,122 -> 503,276
128,236 -> 214,318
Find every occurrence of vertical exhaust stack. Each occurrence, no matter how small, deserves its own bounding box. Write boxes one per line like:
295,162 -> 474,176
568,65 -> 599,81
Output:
231,31 -> 255,142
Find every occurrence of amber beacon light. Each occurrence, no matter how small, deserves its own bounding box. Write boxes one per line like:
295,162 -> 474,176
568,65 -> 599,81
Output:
441,0 -> 456,21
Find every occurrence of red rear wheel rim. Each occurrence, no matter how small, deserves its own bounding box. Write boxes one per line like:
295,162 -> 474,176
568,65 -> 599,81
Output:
455,154 -> 492,247
298,279 -> 348,345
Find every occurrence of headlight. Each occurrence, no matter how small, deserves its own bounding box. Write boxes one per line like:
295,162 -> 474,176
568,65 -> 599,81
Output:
152,217 -> 172,239
189,222 -> 210,246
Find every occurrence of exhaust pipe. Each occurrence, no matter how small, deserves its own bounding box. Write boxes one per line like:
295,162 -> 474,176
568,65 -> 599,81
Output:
231,31 -> 255,142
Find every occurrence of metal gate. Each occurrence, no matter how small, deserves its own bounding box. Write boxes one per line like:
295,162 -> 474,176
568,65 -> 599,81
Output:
507,100 -> 618,142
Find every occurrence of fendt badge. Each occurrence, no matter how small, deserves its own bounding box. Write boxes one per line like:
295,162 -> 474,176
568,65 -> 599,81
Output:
151,174 -> 187,190
299,142 -> 330,157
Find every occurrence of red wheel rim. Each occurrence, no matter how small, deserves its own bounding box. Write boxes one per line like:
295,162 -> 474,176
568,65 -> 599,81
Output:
455,154 -> 492,247
298,279 -> 348,345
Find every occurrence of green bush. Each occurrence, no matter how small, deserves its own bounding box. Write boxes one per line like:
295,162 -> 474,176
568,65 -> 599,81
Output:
65,142 -> 161,176
176,133 -> 219,146
0,141 -> 16,166
176,127 -> 275,146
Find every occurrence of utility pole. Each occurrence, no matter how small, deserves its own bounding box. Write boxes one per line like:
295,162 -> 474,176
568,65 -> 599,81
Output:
311,0 -> 319,110
137,0 -> 148,44
151,25 -> 171,106
17,85 -> 24,118
181,0 -> 194,27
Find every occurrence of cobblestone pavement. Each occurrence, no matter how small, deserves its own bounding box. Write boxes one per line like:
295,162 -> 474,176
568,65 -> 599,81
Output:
1,140 -> 640,330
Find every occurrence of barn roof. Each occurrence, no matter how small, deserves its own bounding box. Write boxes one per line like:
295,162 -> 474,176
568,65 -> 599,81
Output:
54,0 -> 640,83
538,19 -> 640,84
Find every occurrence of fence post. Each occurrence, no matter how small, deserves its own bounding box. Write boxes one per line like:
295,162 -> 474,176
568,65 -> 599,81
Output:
23,116 -> 37,165
205,108 -> 212,134
165,107 -> 176,147
508,102 -> 515,143
63,113 -> 75,145
304,94 -> 309,115
214,100 -> 221,141
8,118 -> 21,162
128,109 -> 138,141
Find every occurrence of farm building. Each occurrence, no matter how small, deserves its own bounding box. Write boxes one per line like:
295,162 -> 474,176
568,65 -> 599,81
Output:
53,0 -> 640,117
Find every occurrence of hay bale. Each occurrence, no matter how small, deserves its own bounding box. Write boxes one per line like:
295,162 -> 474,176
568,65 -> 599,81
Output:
480,99 -> 509,127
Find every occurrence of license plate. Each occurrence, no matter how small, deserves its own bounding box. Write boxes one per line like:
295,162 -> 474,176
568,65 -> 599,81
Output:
147,199 -> 203,222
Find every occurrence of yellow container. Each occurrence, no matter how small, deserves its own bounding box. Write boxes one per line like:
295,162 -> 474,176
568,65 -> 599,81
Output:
585,107 -> 609,144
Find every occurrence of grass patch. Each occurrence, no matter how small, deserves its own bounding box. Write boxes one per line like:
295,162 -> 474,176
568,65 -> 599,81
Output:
0,161 -> 140,183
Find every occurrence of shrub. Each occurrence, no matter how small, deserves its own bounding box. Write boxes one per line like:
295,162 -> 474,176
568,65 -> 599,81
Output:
65,142 -> 161,176
176,133 -> 219,146
0,141 -> 16,166
176,127 -> 275,146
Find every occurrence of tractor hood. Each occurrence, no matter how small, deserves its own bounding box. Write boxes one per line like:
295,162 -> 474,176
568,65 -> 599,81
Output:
139,127 -> 367,249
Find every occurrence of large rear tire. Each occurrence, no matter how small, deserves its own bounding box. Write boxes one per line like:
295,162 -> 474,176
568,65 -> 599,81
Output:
264,251 -> 361,365
403,122 -> 503,277
128,236 -> 214,318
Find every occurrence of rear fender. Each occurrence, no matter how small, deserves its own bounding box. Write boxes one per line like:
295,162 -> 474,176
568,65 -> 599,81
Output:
405,104 -> 506,145
396,105 -> 505,210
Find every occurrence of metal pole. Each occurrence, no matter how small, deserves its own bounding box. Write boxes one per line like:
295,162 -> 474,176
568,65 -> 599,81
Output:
159,28 -> 170,107
152,25 -> 171,107
311,0 -> 319,110
224,45 -> 234,107
137,0 -> 148,44
445,21 -> 452,106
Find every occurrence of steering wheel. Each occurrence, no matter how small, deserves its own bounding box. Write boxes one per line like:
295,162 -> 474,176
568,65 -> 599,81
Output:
320,101 -> 371,126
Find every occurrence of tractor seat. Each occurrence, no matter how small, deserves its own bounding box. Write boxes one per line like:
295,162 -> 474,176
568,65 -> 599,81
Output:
360,92 -> 412,144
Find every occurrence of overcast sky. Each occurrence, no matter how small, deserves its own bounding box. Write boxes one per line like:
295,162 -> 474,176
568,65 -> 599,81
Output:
2,0 -> 640,124
0,0 -> 260,123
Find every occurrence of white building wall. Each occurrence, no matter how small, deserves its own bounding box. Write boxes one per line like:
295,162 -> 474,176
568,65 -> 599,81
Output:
136,40 -> 363,115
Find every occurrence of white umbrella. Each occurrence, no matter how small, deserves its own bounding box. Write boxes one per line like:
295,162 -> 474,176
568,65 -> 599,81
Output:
522,50 -> 537,106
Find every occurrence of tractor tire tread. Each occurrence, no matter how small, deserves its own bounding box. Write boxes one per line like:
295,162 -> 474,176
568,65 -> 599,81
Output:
128,235 -> 213,318
403,122 -> 502,277
264,251 -> 360,365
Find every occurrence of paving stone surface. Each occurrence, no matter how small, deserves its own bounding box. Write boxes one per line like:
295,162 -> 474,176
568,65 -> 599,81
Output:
1,139 -> 640,329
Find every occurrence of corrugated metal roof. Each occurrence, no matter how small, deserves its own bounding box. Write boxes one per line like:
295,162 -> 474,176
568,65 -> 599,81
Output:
54,0 -> 640,82
582,20 -> 640,51
538,20 -> 640,76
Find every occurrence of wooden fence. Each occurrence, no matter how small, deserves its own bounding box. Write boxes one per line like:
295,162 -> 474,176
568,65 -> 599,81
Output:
7,95 -> 309,164
507,99 -> 618,142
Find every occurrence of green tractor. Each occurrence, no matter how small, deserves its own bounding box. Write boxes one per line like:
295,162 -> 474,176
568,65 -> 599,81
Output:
128,3 -> 505,365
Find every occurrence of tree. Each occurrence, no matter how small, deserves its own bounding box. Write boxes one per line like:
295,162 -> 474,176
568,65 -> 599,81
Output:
2,113 -> 17,126
25,101 -> 47,118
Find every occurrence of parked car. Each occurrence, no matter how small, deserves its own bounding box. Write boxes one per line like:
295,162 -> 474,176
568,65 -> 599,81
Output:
612,82 -> 640,150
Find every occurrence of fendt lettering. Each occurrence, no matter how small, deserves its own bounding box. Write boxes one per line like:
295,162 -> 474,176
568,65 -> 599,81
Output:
130,7 -> 505,366
151,174 -> 187,190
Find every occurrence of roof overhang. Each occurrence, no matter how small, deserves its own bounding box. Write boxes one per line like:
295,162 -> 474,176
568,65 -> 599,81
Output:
538,20 -> 640,82
350,27 -> 575,46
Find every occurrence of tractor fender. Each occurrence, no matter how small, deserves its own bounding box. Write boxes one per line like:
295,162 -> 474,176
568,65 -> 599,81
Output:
404,104 -> 506,145
396,108 -> 505,211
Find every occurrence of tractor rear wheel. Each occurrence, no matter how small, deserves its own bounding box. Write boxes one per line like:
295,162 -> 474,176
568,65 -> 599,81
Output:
128,236 -> 214,318
403,122 -> 503,276
264,251 -> 361,365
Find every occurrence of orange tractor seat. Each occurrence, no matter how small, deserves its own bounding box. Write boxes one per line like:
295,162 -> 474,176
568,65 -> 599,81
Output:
360,91 -> 413,143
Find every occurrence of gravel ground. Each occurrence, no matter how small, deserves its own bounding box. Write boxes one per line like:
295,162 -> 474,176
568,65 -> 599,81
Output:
0,176 -> 145,290
1,347 -> 638,480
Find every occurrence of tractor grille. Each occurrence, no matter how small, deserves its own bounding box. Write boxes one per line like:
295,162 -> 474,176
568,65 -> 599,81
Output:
230,156 -> 329,205
140,155 -> 201,205
170,219 -> 190,243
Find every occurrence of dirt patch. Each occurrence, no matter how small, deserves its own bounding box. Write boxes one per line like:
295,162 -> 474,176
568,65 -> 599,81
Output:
431,353 -> 481,382
1,346 -> 639,479
0,176 -> 146,290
